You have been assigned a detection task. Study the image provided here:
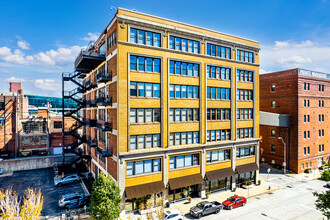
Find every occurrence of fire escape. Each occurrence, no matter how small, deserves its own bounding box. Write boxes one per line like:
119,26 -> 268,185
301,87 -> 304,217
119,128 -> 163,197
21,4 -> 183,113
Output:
61,42 -> 106,168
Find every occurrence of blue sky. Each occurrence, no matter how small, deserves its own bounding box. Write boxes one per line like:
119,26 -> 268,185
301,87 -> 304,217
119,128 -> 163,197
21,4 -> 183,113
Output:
1,0 -> 330,96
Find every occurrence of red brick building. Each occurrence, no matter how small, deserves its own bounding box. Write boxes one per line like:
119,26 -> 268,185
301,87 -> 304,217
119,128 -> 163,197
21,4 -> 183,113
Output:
260,68 -> 329,173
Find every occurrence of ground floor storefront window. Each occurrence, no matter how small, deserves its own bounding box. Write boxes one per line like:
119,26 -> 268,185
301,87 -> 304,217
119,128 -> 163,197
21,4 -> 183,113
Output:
235,171 -> 256,187
168,184 -> 199,202
205,177 -> 231,193
125,193 -> 163,212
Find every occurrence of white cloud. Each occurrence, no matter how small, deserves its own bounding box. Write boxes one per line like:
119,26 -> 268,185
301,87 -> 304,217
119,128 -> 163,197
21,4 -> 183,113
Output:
17,40 -> 30,50
6,76 -> 26,82
34,79 -> 60,91
0,45 -> 82,66
260,40 -> 330,72
277,55 -> 312,65
81,32 -> 100,42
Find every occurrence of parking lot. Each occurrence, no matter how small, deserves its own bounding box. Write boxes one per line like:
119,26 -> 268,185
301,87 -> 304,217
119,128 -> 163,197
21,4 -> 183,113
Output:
0,168 -> 85,217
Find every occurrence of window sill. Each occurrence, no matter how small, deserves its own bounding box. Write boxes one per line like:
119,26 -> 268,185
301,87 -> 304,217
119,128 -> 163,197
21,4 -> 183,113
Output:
169,165 -> 200,171
207,99 -> 231,101
126,171 -> 162,179
237,119 -> 253,121
170,74 -> 199,78
170,121 -> 199,124
170,98 -> 199,100
237,100 -> 253,102
130,70 -> 161,74
237,80 -> 253,83
206,159 -> 231,165
131,97 -> 160,99
236,155 -> 255,159
130,122 -> 161,125
207,120 -> 231,122
207,78 -> 231,82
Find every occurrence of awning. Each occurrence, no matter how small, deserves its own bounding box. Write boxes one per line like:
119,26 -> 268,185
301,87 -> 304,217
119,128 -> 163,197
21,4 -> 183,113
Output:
205,167 -> 235,181
169,174 -> 204,190
126,181 -> 165,199
236,163 -> 259,174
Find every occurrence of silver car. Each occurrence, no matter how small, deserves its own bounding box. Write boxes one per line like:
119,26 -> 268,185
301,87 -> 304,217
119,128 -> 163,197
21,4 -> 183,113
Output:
54,174 -> 80,186
0,168 -> 3,175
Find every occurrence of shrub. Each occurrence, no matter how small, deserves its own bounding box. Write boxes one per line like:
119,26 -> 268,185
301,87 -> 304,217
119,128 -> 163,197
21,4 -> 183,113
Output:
321,170 -> 330,181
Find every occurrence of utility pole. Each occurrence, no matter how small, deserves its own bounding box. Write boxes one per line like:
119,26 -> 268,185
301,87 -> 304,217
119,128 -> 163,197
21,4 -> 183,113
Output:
278,137 -> 286,174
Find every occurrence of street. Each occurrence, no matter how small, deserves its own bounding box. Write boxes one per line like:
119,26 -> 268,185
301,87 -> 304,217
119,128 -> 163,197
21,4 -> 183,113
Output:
200,170 -> 327,220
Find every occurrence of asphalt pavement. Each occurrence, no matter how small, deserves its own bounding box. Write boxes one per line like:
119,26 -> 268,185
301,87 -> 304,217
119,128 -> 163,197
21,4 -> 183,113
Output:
0,168 -> 85,217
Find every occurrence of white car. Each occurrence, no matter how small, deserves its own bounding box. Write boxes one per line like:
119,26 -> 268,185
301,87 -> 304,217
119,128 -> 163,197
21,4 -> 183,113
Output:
54,174 -> 80,186
164,209 -> 184,220
327,181 -> 330,188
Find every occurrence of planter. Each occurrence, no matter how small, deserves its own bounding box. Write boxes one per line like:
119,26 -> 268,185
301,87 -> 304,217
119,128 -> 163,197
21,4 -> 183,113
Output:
242,184 -> 253,189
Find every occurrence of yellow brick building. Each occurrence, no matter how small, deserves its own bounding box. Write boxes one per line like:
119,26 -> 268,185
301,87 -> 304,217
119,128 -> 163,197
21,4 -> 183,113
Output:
80,8 -> 260,211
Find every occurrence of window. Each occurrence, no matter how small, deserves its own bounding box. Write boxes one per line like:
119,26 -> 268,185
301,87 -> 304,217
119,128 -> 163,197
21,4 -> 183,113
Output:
0,117 -> 4,126
236,49 -> 254,63
130,28 -> 161,47
206,149 -> 231,163
170,60 -> 199,77
130,55 -> 161,73
0,102 -> 5,110
237,109 -> 253,120
130,82 -> 160,98
307,147 -> 310,155
130,109 -> 161,123
271,145 -> 275,152
126,158 -> 161,176
207,87 -> 231,100
237,128 -> 253,139
169,132 -> 200,146
170,85 -> 199,99
271,100 -> 276,108
236,70 -> 253,82
207,65 -> 231,80
169,154 -> 199,169
207,108 -> 231,121
271,85 -> 276,92
318,84 -> 325,92
206,129 -> 231,142
107,30 -> 117,49
236,146 -> 255,158
304,82 -> 310,91
53,121 -> 62,129
207,43 -> 231,59
169,36 -> 199,53
130,134 -> 161,149
236,89 -> 253,101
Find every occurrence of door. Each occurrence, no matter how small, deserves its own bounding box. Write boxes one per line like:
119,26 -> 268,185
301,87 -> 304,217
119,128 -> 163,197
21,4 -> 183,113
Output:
235,198 -> 242,207
204,204 -> 212,215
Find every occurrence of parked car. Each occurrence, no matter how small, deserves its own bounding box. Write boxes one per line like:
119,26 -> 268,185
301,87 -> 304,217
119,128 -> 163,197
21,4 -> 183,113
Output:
0,168 -> 3,175
164,209 -> 184,220
190,201 -> 223,219
54,174 -> 80,186
222,195 -> 247,210
326,181 -> 330,188
58,193 -> 90,209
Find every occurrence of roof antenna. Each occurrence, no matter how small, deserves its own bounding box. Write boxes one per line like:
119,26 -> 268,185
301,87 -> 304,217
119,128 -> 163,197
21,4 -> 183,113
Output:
110,6 -> 117,11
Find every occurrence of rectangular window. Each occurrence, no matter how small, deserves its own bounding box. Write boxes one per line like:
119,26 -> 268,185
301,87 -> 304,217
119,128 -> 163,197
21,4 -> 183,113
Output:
138,30 -> 145,44
146,32 -> 153,46
138,135 -> 145,149
138,109 -> 145,123
130,136 -> 137,149
146,135 -> 153,148
130,28 -> 137,43
207,43 -> 231,59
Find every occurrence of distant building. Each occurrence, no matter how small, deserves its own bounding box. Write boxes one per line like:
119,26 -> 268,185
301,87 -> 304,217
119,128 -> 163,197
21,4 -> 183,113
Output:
260,68 -> 329,173
0,82 -> 76,158
24,94 -> 76,113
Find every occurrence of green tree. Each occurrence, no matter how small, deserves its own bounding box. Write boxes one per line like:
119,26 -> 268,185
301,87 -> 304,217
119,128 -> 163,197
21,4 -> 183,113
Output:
90,172 -> 121,220
321,170 -> 330,181
313,191 -> 330,219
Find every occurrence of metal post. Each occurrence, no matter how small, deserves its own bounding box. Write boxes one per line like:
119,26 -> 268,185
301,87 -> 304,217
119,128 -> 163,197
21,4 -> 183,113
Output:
278,137 -> 286,174
62,73 -> 65,165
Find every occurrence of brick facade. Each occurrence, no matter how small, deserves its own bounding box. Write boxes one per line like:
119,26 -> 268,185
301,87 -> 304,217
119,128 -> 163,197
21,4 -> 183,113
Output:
260,68 -> 330,173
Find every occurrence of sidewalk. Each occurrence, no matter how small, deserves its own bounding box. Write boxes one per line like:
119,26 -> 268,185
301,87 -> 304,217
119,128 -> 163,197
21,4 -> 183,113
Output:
285,169 -> 321,181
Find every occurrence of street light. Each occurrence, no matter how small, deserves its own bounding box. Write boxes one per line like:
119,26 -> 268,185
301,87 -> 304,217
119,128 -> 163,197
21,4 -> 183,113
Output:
278,137 -> 286,174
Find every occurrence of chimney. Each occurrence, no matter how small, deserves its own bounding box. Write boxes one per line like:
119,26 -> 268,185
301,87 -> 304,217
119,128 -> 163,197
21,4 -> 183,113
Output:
9,82 -> 22,94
